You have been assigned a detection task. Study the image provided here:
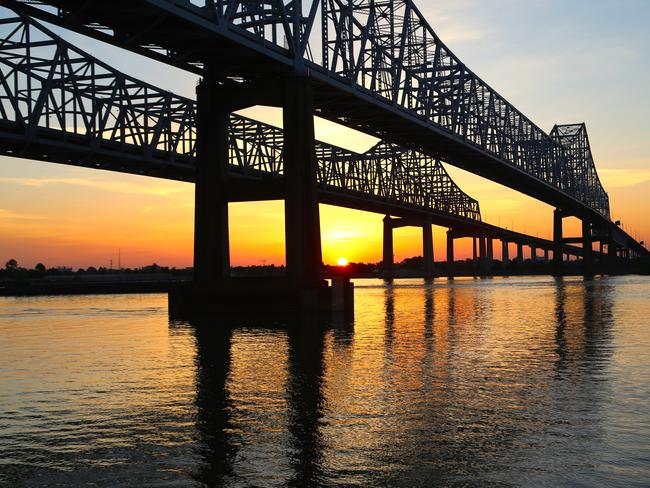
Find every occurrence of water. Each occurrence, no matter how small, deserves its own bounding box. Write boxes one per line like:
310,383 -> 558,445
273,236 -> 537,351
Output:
1,276 -> 649,487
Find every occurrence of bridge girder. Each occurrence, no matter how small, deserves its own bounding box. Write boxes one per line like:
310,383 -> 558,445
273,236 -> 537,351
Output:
0,0 -> 611,221
0,9 -> 481,222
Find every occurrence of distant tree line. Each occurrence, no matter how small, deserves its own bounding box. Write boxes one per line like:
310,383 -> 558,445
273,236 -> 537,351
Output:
1,259 -> 191,280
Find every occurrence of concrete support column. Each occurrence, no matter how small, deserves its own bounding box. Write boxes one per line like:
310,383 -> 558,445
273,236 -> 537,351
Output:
608,240 -> 617,267
447,231 -> 455,272
531,246 -> 537,262
517,243 -> 524,264
479,236 -> 487,270
283,77 -> 322,287
553,209 -> 564,268
422,219 -> 434,276
472,237 -> 478,270
544,249 -> 549,262
194,80 -> 230,288
486,238 -> 494,270
502,240 -> 509,268
582,217 -> 593,272
383,215 -> 394,278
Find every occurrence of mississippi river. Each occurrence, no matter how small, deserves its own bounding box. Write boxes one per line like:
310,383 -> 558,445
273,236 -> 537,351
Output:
1,276 -> 649,487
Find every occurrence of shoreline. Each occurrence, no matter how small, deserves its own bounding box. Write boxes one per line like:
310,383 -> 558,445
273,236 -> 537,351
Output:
1,269 -> 646,297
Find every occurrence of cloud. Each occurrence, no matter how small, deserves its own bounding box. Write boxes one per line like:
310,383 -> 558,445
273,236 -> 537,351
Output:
598,168 -> 650,188
0,177 -> 190,196
0,208 -> 47,220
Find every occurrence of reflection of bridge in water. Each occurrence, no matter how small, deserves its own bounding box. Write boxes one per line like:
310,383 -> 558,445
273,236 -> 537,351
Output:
0,1 -> 647,310
187,277 -> 615,485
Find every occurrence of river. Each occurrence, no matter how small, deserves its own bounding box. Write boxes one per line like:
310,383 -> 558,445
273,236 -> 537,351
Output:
1,276 -> 649,487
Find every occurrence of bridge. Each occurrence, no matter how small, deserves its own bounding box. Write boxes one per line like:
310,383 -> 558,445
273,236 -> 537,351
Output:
0,1 -> 646,311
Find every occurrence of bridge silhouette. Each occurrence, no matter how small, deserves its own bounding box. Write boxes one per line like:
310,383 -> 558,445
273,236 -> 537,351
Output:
0,1 -> 646,312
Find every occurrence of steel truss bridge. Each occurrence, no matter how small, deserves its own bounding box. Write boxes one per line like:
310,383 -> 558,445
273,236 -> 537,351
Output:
0,10 -> 483,221
0,10 -> 595,256
0,1 -> 646,301
0,0 -> 615,217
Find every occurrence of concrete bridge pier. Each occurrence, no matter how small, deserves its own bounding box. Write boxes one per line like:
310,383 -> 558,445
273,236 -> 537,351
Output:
479,236 -> 487,273
382,215 -> 394,279
447,230 -> 455,274
608,240 -> 619,268
531,246 -> 537,262
472,237 -> 479,271
486,238 -> 494,271
502,240 -> 510,269
283,76 -> 323,298
517,243 -> 524,264
193,79 -> 231,289
553,209 -> 564,269
582,216 -> 594,273
383,215 -> 435,278
422,217 -> 435,278
171,76 -> 345,316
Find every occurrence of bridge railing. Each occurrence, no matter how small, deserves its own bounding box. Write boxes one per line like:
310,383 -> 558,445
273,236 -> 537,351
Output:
0,9 -> 481,221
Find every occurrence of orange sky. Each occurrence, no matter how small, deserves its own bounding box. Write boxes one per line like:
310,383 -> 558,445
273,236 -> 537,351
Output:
0,138 -> 647,270
1,2 -> 649,270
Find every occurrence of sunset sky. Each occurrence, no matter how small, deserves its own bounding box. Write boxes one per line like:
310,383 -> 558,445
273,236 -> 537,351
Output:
1,0 -> 649,269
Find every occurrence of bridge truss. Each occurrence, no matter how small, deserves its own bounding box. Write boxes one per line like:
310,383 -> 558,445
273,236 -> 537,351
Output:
0,0 -> 610,219
0,9 -> 481,221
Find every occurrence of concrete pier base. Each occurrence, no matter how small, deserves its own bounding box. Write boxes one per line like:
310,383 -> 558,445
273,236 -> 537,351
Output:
169,277 -> 353,318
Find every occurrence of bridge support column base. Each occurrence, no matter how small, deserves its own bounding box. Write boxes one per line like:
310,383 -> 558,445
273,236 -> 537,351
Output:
169,277 -> 353,318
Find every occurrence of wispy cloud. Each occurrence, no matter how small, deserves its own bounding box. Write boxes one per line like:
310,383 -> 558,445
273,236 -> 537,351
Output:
0,208 -> 47,220
598,168 -> 650,188
0,177 -> 190,196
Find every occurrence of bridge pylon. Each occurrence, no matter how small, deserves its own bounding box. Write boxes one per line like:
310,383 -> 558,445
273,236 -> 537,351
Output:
193,79 -> 231,288
582,216 -> 594,274
283,76 -> 323,293
553,209 -> 565,271
382,215 -> 436,279
173,75 -> 340,315
382,216 -> 394,279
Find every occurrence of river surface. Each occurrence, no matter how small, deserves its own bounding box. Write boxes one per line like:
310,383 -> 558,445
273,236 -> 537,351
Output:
1,276 -> 649,487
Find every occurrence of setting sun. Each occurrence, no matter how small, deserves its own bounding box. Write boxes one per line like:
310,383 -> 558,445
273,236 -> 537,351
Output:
337,257 -> 349,267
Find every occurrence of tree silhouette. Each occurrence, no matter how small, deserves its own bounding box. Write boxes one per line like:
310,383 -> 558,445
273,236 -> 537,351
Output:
5,259 -> 17,271
35,263 -> 46,273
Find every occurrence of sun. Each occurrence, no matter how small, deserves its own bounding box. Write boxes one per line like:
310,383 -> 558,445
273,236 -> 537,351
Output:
337,257 -> 349,267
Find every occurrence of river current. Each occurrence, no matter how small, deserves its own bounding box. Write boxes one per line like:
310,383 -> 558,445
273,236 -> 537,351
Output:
1,276 -> 649,487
